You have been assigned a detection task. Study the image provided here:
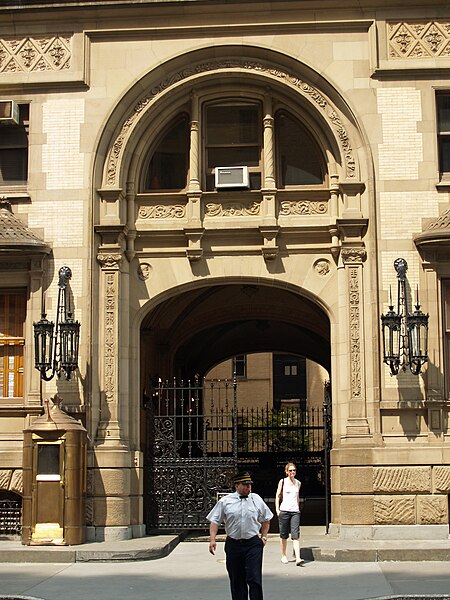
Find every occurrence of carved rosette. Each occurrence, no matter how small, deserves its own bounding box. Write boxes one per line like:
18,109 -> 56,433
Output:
388,21 -> 450,59
205,201 -> 261,217
0,35 -> 71,72
105,59 -> 357,185
279,200 -> 328,216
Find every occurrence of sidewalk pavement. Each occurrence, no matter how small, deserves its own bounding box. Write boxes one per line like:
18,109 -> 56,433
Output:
1,526 -> 450,563
1,536 -> 450,600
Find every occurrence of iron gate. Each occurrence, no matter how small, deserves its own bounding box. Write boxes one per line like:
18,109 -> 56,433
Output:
145,378 -> 331,531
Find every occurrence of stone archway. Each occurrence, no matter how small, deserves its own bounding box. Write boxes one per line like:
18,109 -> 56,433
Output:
140,280 -> 332,530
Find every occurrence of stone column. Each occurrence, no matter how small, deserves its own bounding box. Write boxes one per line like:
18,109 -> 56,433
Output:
95,251 -> 127,447
341,246 -> 370,437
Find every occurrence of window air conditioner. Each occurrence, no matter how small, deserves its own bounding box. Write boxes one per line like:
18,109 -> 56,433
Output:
215,166 -> 249,189
0,100 -> 20,125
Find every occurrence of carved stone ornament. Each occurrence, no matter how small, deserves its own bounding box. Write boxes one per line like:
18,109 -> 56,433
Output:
138,205 -> 186,219
314,259 -> 331,276
374,496 -> 415,525
97,252 -> 123,270
0,35 -> 71,73
105,59 -> 356,186
138,262 -> 152,280
280,200 -> 328,216
349,267 -> 362,399
388,21 -> 450,59
205,201 -> 261,217
104,272 -> 116,403
341,246 -> 367,264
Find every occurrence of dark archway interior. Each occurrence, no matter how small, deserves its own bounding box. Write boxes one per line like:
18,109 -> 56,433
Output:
141,282 -> 330,380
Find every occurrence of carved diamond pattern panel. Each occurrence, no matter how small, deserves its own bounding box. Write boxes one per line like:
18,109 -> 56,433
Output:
0,470 -> 12,491
0,35 -> 71,73
388,21 -> 450,59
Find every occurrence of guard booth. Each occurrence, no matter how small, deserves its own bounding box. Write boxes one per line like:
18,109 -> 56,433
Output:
22,398 -> 87,545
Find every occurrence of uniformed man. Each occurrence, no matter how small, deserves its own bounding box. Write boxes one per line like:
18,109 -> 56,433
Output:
207,471 -> 273,600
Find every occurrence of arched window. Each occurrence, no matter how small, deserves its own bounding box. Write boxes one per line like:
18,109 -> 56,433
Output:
276,111 -> 324,187
204,100 -> 262,191
144,114 -> 189,191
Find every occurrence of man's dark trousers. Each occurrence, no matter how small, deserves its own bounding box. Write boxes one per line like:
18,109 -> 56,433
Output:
224,536 -> 264,600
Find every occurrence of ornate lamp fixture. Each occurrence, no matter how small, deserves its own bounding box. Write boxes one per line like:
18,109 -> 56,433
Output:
34,266 -> 80,381
381,258 -> 429,376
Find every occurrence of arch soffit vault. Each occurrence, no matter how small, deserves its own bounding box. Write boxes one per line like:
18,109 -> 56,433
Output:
135,275 -> 333,344
97,45 -> 367,190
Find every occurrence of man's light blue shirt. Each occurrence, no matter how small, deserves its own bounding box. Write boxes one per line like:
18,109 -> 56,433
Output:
207,492 -> 273,540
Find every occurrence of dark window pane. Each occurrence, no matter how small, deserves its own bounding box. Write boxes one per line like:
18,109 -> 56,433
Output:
0,148 -> 28,183
207,146 -> 260,168
206,104 -> 259,145
437,95 -> 450,133
37,445 -> 60,475
440,138 -> 450,173
277,113 -> 324,186
145,116 -> 189,190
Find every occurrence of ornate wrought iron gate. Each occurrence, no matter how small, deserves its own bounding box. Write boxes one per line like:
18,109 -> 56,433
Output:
145,378 -> 238,530
145,378 -> 332,531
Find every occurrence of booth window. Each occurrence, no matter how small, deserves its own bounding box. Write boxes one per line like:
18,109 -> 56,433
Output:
0,103 -> 29,186
205,100 -> 262,191
144,114 -> 189,191
37,444 -> 61,481
437,92 -> 450,180
276,111 -> 324,187
0,291 -> 25,400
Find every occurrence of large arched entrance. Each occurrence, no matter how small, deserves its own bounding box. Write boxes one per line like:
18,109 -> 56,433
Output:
140,281 -> 332,531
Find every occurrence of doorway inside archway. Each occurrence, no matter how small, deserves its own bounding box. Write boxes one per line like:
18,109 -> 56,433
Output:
140,282 -> 332,532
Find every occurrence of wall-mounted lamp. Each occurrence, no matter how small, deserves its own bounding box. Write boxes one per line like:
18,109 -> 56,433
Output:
381,258 -> 429,376
33,266 -> 80,381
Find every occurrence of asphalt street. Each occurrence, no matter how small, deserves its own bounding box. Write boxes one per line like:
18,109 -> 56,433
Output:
1,539 -> 450,600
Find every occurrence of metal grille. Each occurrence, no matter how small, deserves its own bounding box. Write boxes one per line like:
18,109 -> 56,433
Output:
145,378 -> 238,530
145,378 -> 332,531
0,493 -> 22,535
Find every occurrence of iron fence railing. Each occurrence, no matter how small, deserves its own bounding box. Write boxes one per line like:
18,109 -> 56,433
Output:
0,497 -> 22,535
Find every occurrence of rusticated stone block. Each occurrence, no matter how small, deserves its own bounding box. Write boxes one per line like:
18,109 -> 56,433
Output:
340,495 -> 374,524
373,467 -> 430,493
339,467 -> 373,493
93,496 -> 130,527
433,466 -> 450,492
417,495 -> 448,524
94,468 -> 131,496
10,469 -> 23,494
0,470 -> 12,490
374,495 -> 415,524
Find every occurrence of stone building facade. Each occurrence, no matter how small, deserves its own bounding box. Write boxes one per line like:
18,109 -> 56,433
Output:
1,0 -> 450,542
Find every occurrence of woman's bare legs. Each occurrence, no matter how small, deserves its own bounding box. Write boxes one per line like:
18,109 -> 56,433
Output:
280,538 -> 288,563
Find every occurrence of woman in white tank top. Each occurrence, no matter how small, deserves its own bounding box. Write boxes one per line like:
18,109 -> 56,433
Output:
275,462 -> 304,566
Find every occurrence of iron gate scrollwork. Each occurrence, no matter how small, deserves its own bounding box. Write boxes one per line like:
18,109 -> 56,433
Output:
145,377 -> 238,530
145,377 -> 332,531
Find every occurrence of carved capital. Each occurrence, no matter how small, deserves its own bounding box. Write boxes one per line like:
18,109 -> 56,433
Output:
341,246 -> 367,265
97,252 -> 123,270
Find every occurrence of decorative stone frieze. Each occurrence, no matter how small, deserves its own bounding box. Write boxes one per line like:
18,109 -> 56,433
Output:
138,205 -> 185,219
205,201 -> 261,217
433,466 -> 450,492
0,35 -> 71,72
388,21 -> 450,59
374,496 -> 415,524
279,200 -> 328,215
417,495 -> 448,525
374,467 -> 431,493
105,59 -> 356,186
